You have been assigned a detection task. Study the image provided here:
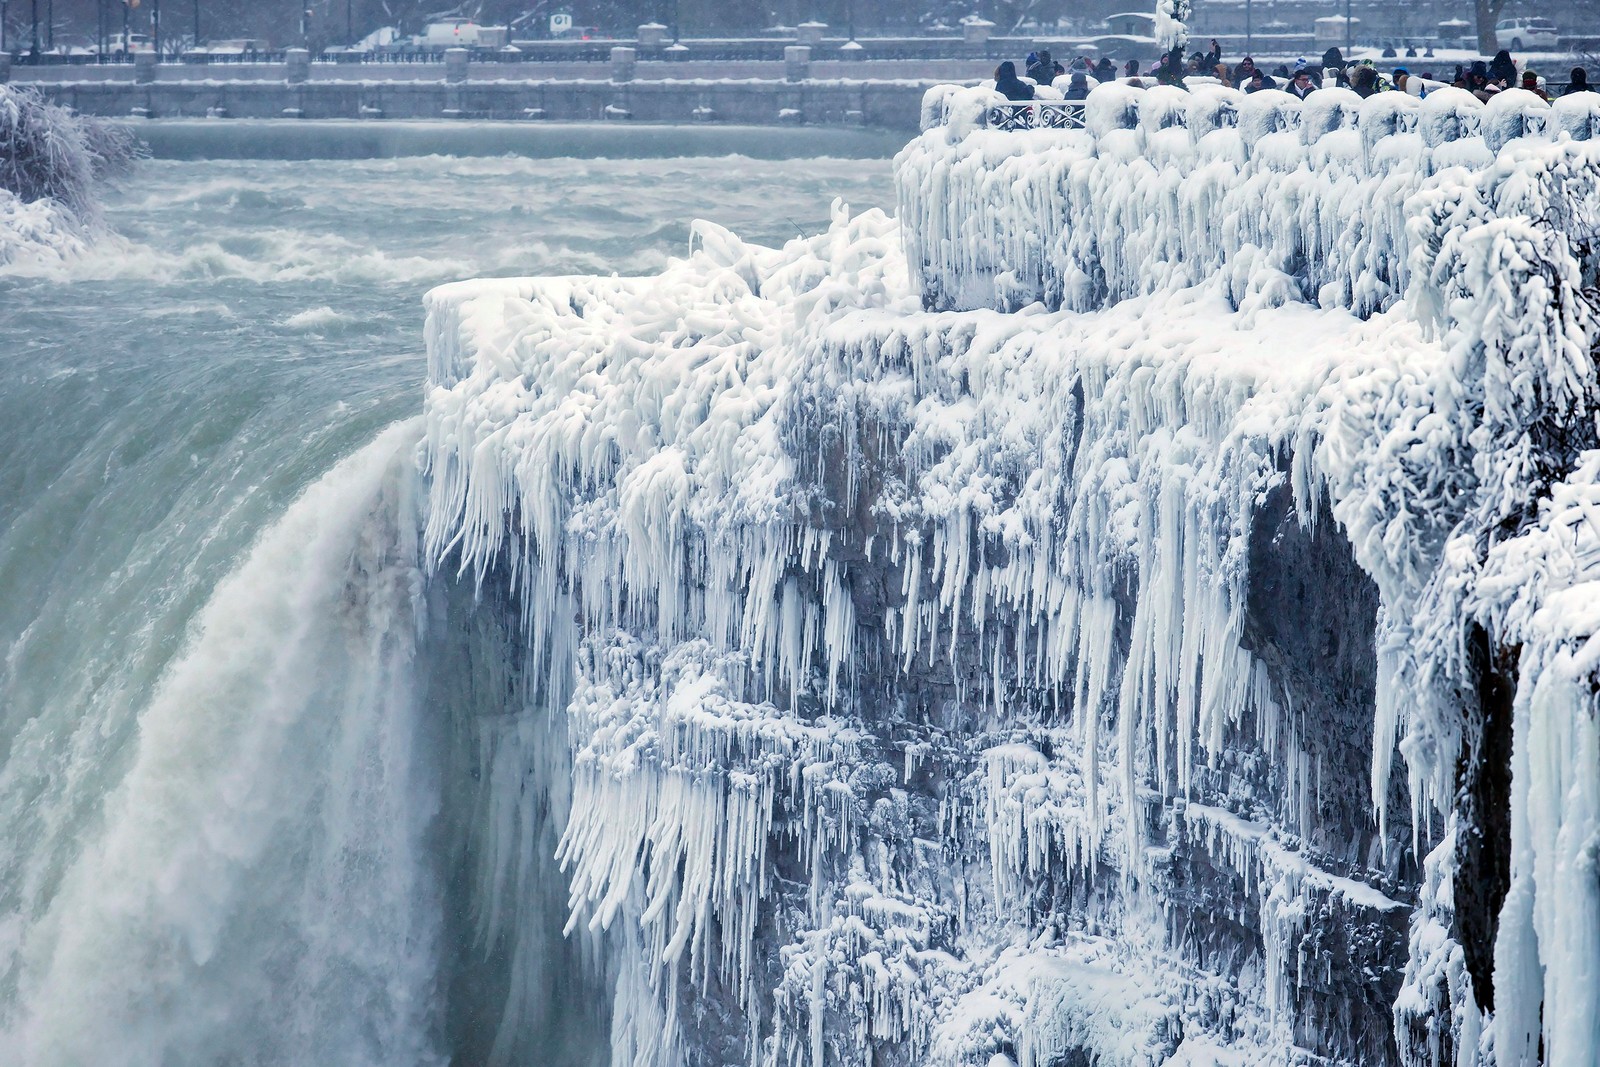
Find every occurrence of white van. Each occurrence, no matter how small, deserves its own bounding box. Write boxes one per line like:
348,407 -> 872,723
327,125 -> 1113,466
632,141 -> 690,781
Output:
1494,17 -> 1558,51
417,20 -> 507,49
106,32 -> 153,55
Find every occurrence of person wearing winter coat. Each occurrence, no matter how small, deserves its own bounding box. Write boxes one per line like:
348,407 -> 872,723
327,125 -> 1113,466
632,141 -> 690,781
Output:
1063,72 -> 1090,100
1232,56 -> 1258,89
1350,65 -> 1380,98
1287,68 -> 1316,99
1156,47 -> 1187,87
1489,49 -> 1517,87
993,61 -> 1036,101
1026,50 -> 1064,84
1321,47 -> 1346,83
1094,57 -> 1116,82
1568,67 -> 1596,95
1123,58 -> 1140,79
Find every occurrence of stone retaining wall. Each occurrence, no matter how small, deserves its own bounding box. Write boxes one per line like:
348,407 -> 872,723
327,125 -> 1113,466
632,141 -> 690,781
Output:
24,76 -> 931,129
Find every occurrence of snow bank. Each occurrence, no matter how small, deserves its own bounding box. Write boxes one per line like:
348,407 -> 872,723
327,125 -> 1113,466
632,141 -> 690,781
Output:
419,84 -> 1600,1067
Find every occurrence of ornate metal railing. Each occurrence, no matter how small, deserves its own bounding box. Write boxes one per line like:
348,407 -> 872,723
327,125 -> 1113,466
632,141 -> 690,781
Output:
985,102 -> 1087,131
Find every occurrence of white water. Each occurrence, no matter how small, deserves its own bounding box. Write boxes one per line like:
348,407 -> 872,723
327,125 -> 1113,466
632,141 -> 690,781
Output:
0,140 -> 895,1066
8,420 -> 438,1067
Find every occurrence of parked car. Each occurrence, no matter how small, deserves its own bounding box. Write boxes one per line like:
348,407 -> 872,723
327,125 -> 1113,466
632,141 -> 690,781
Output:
413,19 -> 508,50
1495,17 -> 1558,51
106,32 -> 153,55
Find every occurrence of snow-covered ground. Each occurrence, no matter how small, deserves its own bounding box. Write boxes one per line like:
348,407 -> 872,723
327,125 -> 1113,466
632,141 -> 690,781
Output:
419,78 -> 1600,1066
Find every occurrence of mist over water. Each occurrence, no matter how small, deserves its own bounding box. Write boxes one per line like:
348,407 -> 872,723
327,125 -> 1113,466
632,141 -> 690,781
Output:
0,138 -> 894,1065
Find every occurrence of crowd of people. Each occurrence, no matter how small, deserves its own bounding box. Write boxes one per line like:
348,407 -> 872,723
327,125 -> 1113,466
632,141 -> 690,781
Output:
991,41 -> 1598,105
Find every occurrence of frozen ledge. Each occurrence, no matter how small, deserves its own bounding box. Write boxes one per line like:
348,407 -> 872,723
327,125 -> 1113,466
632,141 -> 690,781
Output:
419,114 -> 1600,1067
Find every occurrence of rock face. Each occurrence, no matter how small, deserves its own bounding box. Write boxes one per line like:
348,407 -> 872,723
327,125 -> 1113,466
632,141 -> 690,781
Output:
419,83 -> 1600,1066
1241,482 -> 1411,1064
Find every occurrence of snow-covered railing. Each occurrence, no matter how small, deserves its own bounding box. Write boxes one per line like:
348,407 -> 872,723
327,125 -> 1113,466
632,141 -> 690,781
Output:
903,80 -> 1600,318
984,101 -> 1086,131
925,79 -> 1600,140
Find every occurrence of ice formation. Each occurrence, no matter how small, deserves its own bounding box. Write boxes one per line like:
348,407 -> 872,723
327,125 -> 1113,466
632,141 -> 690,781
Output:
420,79 -> 1600,1067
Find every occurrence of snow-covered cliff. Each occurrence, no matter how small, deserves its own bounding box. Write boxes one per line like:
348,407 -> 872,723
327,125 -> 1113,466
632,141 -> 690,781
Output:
420,80 -> 1600,1067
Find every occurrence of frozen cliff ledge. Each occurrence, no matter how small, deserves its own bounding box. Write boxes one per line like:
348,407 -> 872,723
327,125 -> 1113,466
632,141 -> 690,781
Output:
419,80 -> 1600,1067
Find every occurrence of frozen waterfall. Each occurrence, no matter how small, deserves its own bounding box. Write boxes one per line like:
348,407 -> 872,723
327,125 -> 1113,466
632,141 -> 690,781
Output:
5,66 -> 1600,1067
419,81 -> 1600,1067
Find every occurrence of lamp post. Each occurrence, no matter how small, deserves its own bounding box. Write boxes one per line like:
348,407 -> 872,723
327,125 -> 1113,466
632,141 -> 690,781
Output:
151,0 -> 159,57
346,0 -> 352,47
192,0 -> 198,49
1344,0 -> 1351,54
29,0 -> 36,56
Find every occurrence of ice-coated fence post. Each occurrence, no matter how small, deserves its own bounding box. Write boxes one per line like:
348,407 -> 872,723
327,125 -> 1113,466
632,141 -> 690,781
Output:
637,23 -> 667,48
283,47 -> 310,84
963,18 -> 994,49
0,53 -> 11,85
134,50 -> 158,84
797,21 -> 827,47
785,46 -> 810,82
444,47 -> 470,84
612,46 -> 636,83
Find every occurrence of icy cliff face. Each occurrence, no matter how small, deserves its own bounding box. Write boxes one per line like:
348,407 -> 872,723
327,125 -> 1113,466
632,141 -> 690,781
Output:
421,81 -> 1600,1067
